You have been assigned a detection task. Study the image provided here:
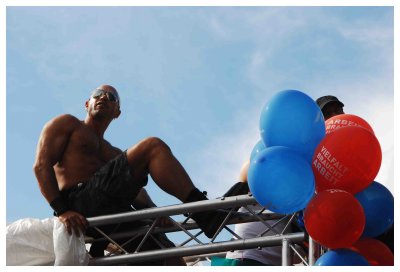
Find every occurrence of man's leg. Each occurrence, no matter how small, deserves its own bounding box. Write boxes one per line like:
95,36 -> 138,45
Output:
126,137 -> 230,238
125,137 -> 196,202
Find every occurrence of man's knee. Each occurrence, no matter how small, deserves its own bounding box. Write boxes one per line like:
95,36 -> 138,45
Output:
126,137 -> 171,174
142,137 -> 171,155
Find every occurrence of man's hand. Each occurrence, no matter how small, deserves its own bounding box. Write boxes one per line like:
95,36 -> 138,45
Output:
58,210 -> 88,236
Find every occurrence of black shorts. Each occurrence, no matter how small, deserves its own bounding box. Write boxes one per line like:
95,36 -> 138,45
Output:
61,151 -> 148,217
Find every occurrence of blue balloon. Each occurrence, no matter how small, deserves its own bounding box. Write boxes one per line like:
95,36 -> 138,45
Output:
315,249 -> 369,266
250,140 -> 266,161
248,146 -> 315,214
355,181 -> 394,237
259,90 -> 325,162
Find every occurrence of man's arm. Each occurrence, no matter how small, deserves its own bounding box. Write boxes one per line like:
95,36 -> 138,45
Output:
33,114 -> 78,203
33,114 -> 87,235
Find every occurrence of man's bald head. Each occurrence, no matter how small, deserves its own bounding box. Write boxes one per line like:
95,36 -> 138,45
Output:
97,84 -> 118,93
93,84 -> 120,106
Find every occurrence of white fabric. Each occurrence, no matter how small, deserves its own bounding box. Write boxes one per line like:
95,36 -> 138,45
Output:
226,205 -> 291,265
6,217 -> 89,266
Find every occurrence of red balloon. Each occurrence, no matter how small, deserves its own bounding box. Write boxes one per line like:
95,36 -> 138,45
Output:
304,189 -> 365,249
325,114 -> 374,135
312,126 -> 381,194
350,238 -> 394,266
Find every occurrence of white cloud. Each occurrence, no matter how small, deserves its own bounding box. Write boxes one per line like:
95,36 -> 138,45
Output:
351,88 -> 394,193
330,12 -> 393,50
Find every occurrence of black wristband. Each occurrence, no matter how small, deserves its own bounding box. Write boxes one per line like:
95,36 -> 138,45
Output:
50,196 -> 69,216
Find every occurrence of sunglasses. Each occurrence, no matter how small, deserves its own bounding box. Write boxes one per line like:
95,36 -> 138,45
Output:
91,88 -> 120,103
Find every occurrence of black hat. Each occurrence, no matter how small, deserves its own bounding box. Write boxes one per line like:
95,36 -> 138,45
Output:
316,95 -> 344,110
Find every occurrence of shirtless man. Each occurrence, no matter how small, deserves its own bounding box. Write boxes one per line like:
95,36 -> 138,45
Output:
33,84 -> 220,238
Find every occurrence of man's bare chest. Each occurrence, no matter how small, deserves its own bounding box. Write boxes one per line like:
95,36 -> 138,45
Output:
68,127 -> 103,156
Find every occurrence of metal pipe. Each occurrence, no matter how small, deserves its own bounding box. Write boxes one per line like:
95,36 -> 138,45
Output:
210,208 -> 235,242
289,244 -> 308,266
87,195 -> 258,227
134,218 -> 158,253
243,205 -> 279,234
308,236 -> 315,265
89,232 -> 305,266
92,226 -> 129,254
184,252 -> 227,263
85,212 -> 283,243
282,238 -> 290,266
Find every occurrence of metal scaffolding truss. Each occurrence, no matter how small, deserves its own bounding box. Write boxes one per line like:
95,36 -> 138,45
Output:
86,194 -> 320,266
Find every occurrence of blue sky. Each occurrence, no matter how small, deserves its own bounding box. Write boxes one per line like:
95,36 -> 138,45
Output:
5,6 -> 394,244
